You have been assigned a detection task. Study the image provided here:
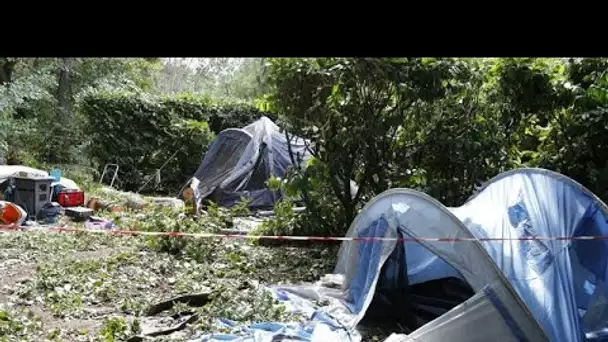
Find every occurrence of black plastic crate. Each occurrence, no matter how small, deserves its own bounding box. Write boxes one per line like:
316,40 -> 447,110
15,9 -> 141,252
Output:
12,176 -> 55,219
65,207 -> 94,221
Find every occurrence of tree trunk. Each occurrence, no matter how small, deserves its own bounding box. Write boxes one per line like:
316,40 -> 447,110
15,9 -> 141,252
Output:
0,58 -> 16,85
56,58 -> 74,123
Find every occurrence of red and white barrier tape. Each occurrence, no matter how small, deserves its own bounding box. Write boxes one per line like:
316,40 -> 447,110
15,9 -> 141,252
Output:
0,223 -> 606,242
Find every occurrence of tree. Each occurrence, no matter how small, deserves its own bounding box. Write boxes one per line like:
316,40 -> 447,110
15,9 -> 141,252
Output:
538,58 -> 608,198
0,58 -> 161,166
0,58 -> 17,85
152,58 -> 269,103
56,58 -> 74,122
266,58 -> 469,226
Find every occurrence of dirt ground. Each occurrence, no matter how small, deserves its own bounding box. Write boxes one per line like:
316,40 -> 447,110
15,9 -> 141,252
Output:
0,242 -> 122,337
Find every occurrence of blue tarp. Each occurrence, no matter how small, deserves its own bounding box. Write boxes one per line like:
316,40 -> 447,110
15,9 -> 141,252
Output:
193,287 -> 357,342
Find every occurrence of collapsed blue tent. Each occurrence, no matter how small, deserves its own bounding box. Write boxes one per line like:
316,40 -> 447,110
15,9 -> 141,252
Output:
188,116 -> 311,209
447,168 -> 608,342
195,168 -> 608,342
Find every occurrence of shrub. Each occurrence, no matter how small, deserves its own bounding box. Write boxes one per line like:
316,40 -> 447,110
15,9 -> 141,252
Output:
81,93 -> 276,195
81,92 -> 276,194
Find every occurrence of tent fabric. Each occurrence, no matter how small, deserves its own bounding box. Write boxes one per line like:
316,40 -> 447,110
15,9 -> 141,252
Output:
336,168 -> 608,342
196,186 -> 547,342
385,284 -> 527,342
189,116 -> 311,209
197,168 -> 608,342
331,188 -> 546,341
190,129 -> 254,203
450,168 -> 608,342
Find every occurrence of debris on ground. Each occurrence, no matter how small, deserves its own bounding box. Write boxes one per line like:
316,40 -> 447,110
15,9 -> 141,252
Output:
84,216 -> 115,230
221,217 -> 267,235
87,187 -> 185,213
0,228 -> 340,341
0,172 -> 345,341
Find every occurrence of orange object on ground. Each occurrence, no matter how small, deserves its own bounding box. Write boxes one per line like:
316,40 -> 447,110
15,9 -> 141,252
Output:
0,201 -> 26,225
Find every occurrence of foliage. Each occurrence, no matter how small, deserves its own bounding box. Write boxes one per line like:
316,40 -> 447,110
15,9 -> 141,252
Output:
265,58 -> 492,231
81,92 -> 214,194
254,198 -> 298,236
0,58 -> 161,166
153,58 -> 270,103
264,57 -> 608,236
205,100 -> 276,134
81,91 -> 274,194
538,58 -> 608,197
0,58 -> 270,192
137,200 -> 249,262
0,208 -> 338,341
0,307 -> 44,341
99,316 -> 140,342
138,207 -> 220,262
255,168 -> 346,238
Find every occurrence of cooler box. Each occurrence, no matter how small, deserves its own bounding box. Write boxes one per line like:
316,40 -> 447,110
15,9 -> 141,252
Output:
56,189 -> 85,207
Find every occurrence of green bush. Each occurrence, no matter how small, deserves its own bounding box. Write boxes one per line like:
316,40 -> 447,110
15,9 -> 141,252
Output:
263,57 -> 608,237
252,168 -> 346,240
80,92 -> 273,194
3,98 -> 91,167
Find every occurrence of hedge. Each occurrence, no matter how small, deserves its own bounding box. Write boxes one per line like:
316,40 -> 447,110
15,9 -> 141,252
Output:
81,92 -> 274,194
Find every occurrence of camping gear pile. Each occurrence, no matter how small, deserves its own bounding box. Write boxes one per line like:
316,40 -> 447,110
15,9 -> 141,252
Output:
0,166 -> 86,226
196,168 -> 608,342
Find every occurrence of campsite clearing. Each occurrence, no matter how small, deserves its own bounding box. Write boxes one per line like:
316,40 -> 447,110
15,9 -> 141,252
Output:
3,168 -> 608,342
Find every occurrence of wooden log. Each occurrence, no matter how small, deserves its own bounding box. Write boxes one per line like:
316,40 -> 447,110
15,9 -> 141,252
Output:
182,187 -> 194,201
86,197 -> 122,212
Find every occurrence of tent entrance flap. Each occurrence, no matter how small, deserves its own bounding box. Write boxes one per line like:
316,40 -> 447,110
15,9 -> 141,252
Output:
363,229 -> 416,333
191,129 -> 252,201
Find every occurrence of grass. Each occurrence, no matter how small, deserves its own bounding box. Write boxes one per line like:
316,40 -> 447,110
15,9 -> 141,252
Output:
0,201 -> 339,341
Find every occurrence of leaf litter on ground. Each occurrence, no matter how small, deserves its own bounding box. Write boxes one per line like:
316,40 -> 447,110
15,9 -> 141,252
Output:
0,203 -> 340,341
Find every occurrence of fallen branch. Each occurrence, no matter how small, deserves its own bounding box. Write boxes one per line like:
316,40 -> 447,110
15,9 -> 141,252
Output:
126,291 -> 212,341
145,291 -> 212,316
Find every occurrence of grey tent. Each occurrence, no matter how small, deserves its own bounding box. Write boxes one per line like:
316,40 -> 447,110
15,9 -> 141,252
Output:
188,116 -> 311,209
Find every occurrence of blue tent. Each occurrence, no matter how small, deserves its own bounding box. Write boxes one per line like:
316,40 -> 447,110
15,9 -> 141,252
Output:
339,168 -> 608,341
196,168 -> 608,342
449,168 -> 608,342
188,116 -> 311,209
